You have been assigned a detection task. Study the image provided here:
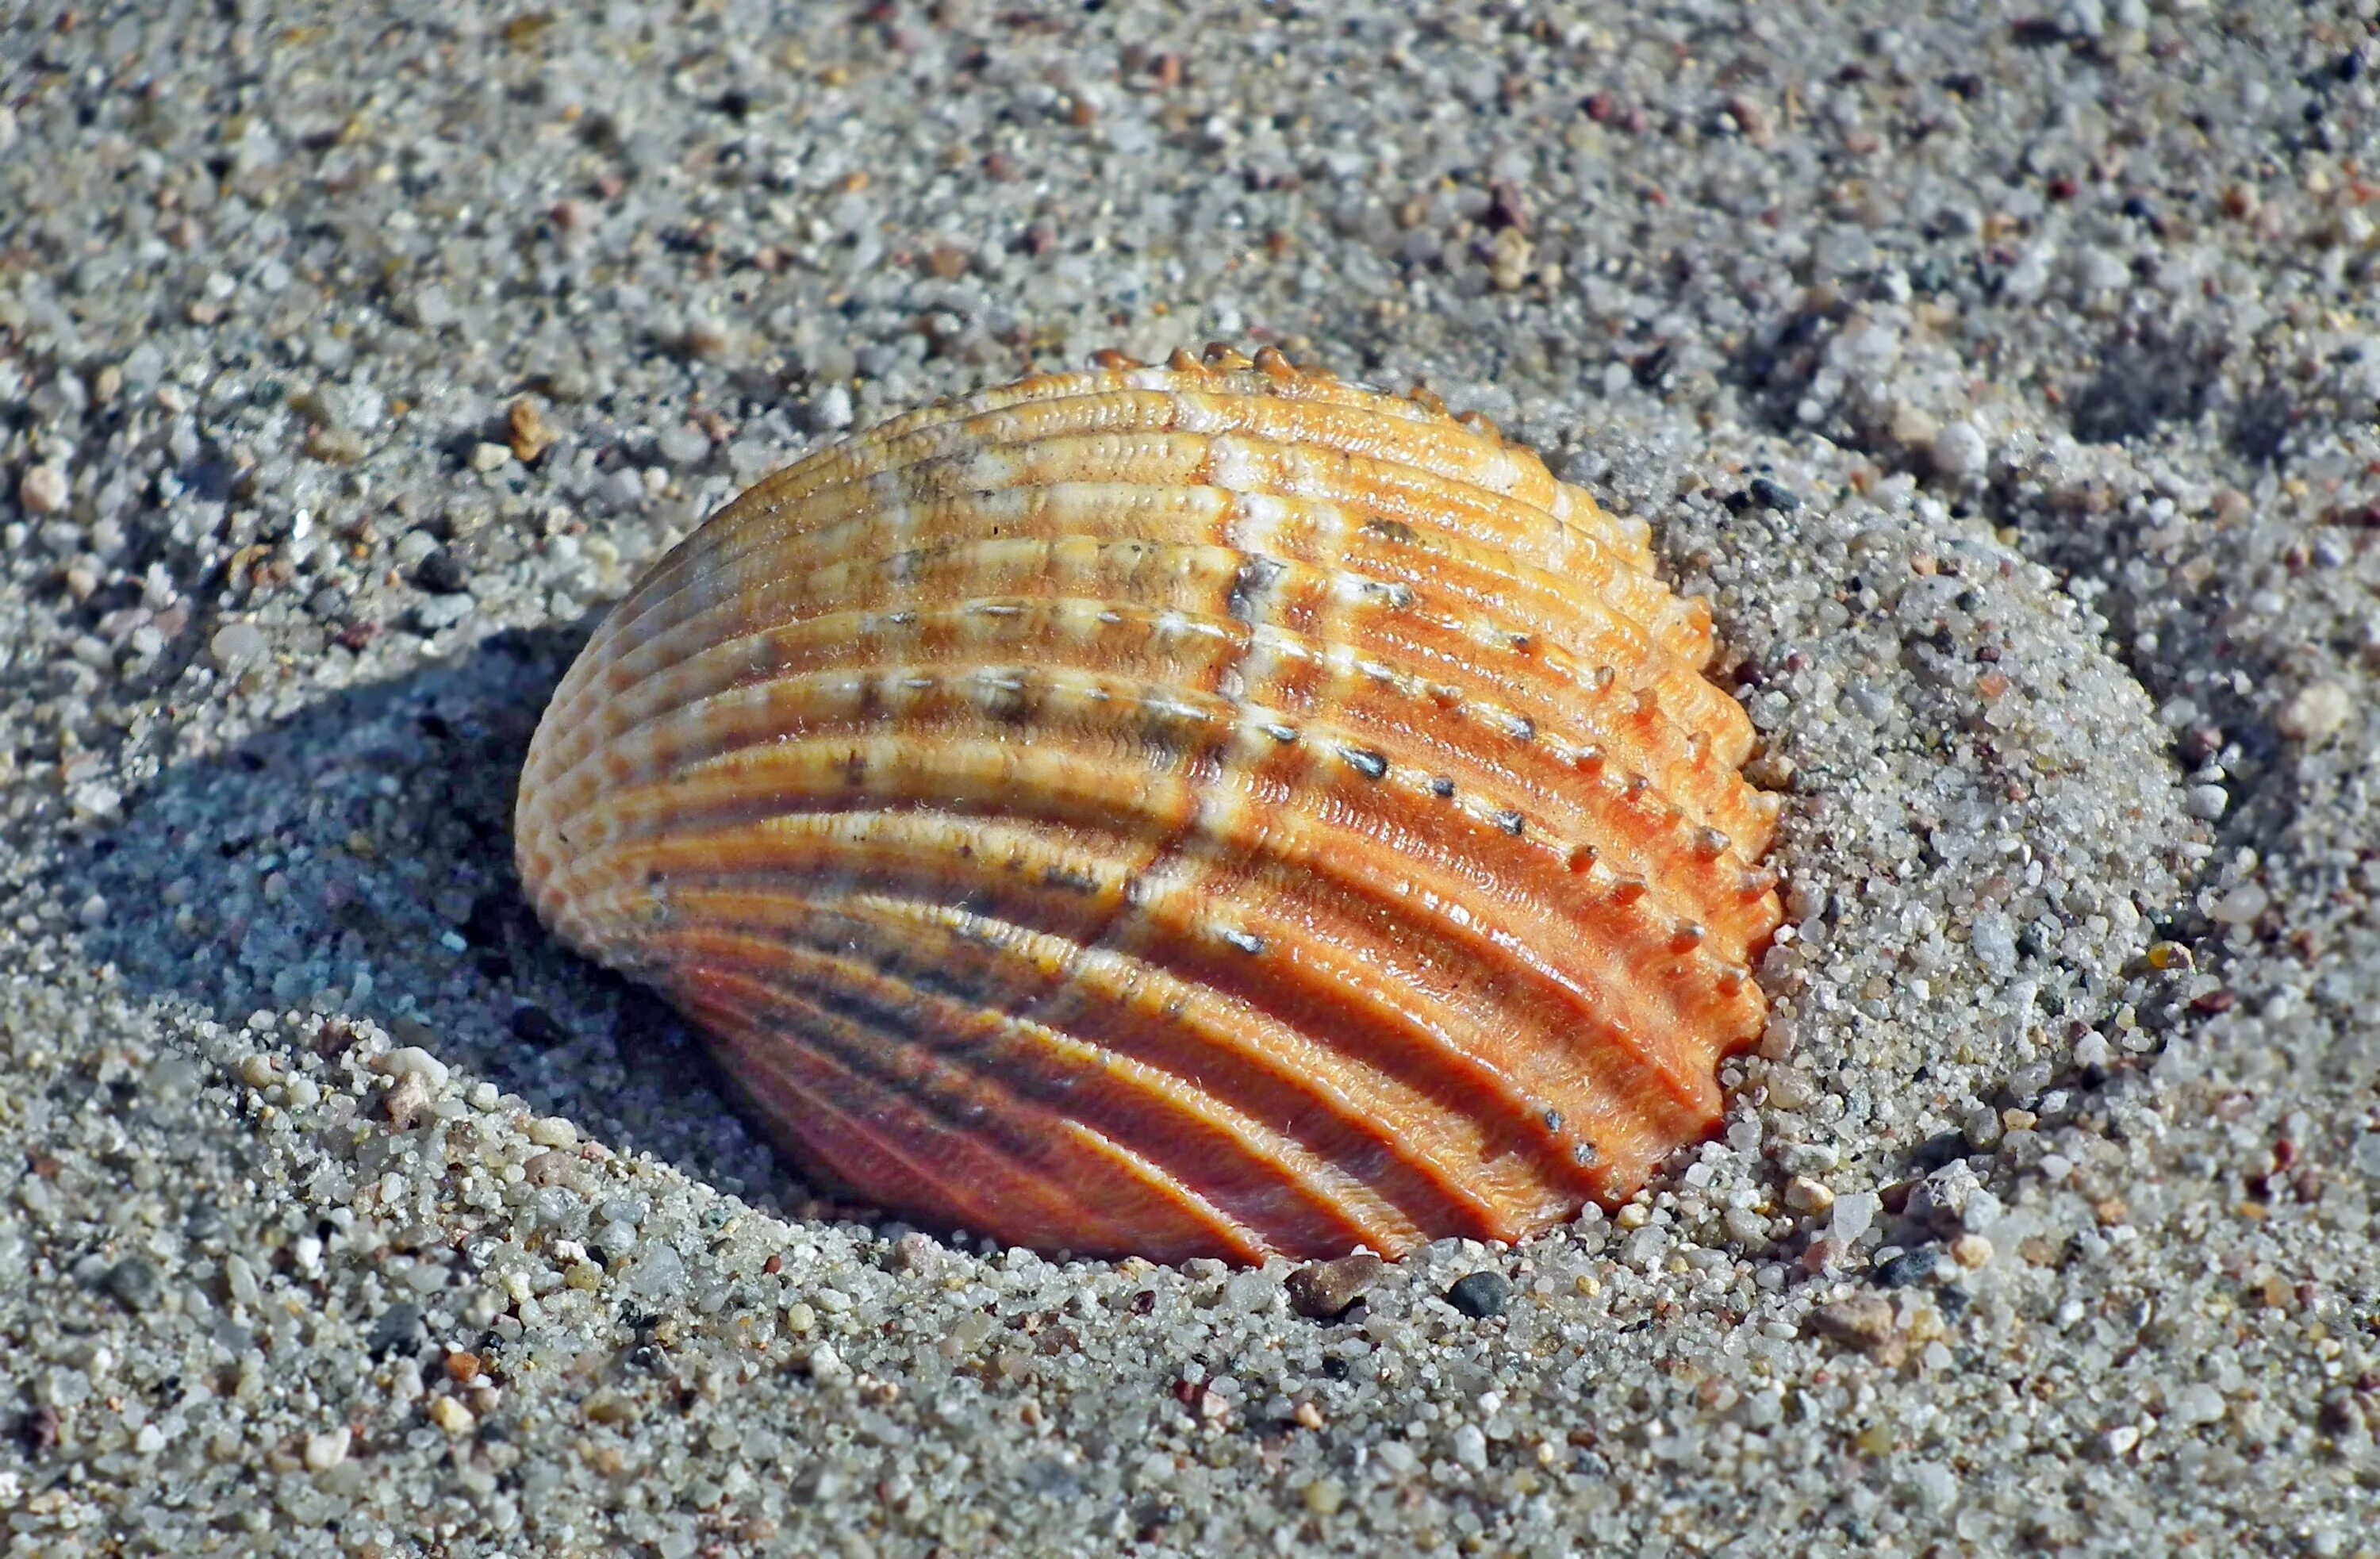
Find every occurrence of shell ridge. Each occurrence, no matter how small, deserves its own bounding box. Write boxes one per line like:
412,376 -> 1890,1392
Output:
539,653 -> 1771,1121
684,975 -> 1166,1255
676,881 -> 1530,1241
567,809 -> 1617,1219
692,916 -> 1421,1252
1127,783 -> 1737,1127
669,920 -> 1407,1258
532,536 -> 1745,847
552,701 -> 1761,1109
588,404 -> 1676,670
695,380 -> 1589,557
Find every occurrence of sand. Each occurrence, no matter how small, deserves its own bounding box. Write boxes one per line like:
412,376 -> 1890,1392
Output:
2,2 -> 2376,1554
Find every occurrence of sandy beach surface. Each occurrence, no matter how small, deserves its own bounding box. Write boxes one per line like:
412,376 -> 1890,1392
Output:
3,2 -> 2378,1553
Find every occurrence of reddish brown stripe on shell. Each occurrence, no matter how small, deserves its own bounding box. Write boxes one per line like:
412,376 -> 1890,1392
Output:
538,700 -> 1768,1085
516,358 -> 1783,1262
683,968 -> 1269,1262
534,665 -> 1775,988
528,538 -> 1768,892
538,733 -> 1754,1206
662,918 -> 1430,1257
540,509 -> 1752,831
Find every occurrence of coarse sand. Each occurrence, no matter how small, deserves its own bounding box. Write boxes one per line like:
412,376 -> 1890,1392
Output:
2,3 -> 2378,1555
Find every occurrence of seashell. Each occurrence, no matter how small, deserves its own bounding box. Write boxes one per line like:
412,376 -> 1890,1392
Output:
516,344 -> 1783,1263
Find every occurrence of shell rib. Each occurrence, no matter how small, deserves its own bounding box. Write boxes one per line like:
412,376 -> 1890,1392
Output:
516,346 -> 1783,1263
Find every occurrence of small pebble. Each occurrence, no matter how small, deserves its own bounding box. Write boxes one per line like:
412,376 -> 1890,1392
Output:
509,1004 -> 570,1046
2184,784 -> 2230,821
374,1047 -> 451,1088
2277,682 -> 2351,743
209,622 -> 268,673
1445,1271 -> 1511,1319
413,547 -> 469,595
1873,1247 -> 1940,1288
18,463 -> 69,516
1829,1190 -> 1880,1245
526,1115 -> 579,1149
306,426 -> 367,464
658,424 -> 712,466
367,1302 -> 426,1357
1748,475 -> 1802,512
1890,404 -> 1941,447
2210,883 -> 2268,925
303,1427 -> 351,1471
812,384 -> 855,432
1805,1295 -> 1898,1355
509,397 -> 560,462
1931,419 -> 1989,479
105,1258 -> 161,1311
1285,1253 -> 1384,1319
428,1396 -> 476,1435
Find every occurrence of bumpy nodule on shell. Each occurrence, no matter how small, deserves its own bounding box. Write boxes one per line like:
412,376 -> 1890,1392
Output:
516,345 -> 1783,1264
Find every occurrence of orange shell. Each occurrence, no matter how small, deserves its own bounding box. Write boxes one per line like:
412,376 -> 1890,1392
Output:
516,347 -> 1783,1263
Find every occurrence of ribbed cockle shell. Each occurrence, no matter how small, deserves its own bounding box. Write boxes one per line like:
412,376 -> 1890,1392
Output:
516,345 -> 1783,1264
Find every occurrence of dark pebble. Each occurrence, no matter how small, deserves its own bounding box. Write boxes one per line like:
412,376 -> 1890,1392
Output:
509,1004 -> 570,1046
413,547 -> 468,595
1874,1248 -> 1941,1289
1749,475 -> 1802,513
1908,257 -> 1956,294
1445,1270 -> 1511,1319
1284,1252 -> 1384,1320
367,1301 -> 426,1358
105,1258 -> 161,1311
182,1200 -> 225,1242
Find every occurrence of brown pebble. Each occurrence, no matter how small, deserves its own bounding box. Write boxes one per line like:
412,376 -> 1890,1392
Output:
443,1350 -> 481,1383
1803,1295 -> 1904,1363
1488,179 -> 1530,234
1285,1253 -> 1384,1319
382,1074 -> 430,1128
924,244 -> 972,280
508,397 -> 559,463
306,427 -> 367,465
1726,94 -> 1772,146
